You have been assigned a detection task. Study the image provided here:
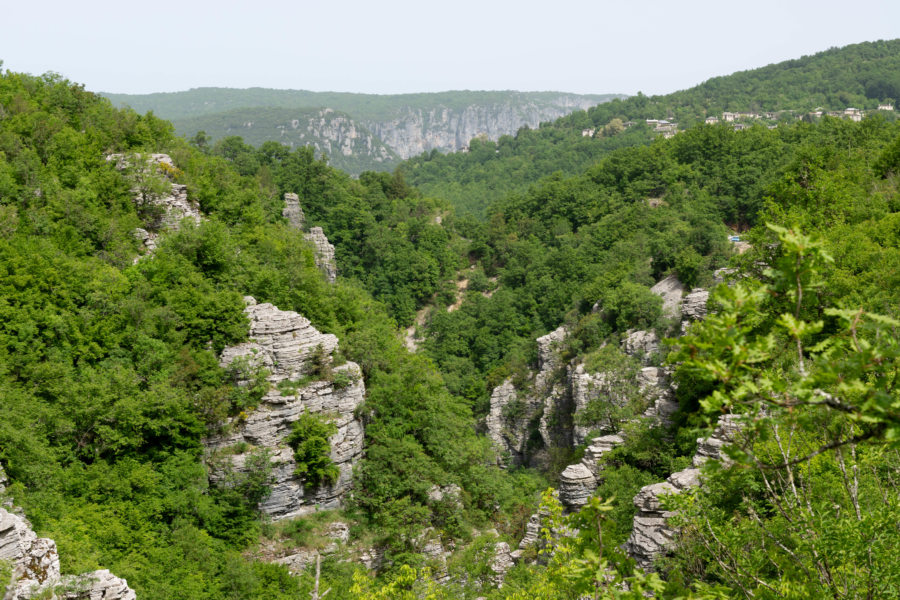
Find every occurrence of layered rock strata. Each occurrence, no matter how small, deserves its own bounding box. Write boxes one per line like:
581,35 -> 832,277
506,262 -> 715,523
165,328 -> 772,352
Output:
282,192 -> 306,229
0,508 -> 135,600
303,227 -> 337,283
107,153 -> 202,261
208,297 -> 365,519
624,415 -> 741,570
279,192 -> 338,283
486,327 -> 569,467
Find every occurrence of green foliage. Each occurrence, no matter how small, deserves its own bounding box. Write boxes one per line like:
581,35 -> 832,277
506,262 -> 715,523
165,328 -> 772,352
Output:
405,40 -> 900,219
286,413 -> 340,488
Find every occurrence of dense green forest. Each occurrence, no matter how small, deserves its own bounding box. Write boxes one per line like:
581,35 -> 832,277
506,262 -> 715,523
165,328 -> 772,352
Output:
405,39 -> 900,217
4,38 -> 900,600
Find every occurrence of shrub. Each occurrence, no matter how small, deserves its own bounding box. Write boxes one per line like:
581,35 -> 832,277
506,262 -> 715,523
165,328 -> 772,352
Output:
286,413 -> 339,488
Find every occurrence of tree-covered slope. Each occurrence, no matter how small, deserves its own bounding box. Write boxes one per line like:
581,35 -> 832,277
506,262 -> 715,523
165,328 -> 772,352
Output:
404,39 -> 900,217
0,68 -> 541,600
102,89 -> 624,176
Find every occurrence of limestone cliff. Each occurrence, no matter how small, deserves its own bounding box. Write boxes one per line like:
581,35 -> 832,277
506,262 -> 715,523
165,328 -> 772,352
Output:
207,297 -> 365,520
0,506 -> 135,600
362,95 -> 604,159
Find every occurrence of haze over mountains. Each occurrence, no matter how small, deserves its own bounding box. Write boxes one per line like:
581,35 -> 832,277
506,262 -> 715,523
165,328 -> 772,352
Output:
102,89 -> 624,174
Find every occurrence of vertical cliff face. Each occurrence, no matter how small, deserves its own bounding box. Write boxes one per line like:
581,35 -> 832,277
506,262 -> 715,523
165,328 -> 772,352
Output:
207,297 -> 365,520
364,95 -> 603,159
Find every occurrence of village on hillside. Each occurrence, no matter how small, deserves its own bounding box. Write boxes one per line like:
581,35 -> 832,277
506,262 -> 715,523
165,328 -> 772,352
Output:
581,103 -> 896,139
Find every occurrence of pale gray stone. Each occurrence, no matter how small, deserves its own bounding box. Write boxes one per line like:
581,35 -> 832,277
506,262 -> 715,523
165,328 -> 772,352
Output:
622,330 -> 660,363
1,508 -> 134,600
559,463 -> 597,510
681,288 -> 710,322
282,193 -> 306,229
304,227 -> 337,283
208,299 -> 365,519
650,274 -> 685,320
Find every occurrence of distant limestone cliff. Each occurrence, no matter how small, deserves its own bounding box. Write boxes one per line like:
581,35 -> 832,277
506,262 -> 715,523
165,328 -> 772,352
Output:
102,89 -> 623,174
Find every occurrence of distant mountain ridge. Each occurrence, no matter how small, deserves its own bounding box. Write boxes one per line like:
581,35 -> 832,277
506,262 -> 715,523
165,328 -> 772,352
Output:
101,88 -> 625,174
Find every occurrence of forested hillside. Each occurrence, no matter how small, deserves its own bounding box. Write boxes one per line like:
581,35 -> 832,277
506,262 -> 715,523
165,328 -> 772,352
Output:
405,39 -> 900,217
0,68 -> 542,600
4,41 -> 900,600
103,89 -> 621,175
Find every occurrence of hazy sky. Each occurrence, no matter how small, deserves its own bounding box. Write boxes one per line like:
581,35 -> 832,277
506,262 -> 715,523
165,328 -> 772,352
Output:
3,0 -> 899,96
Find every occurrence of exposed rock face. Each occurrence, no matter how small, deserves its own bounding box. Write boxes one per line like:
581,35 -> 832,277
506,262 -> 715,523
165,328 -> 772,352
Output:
558,463 -> 597,509
0,508 -> 135,600
569,365 -> 610,446
489,542 -> 515,587
304,227 -> 337,283
208,297 -> 365,520
624,415 -> 741,570
279,192 -> 338,283
486,326 -> 572,467
108,153 -> 203,261
485,380 -> 544,466
282,193 -> 305,229
681,288 -> 709,322
622,330 -> 660,364
61,570 -> 137,600
650,274 -> 685,320
580,434 -> 624,477
365,96 -> 608,160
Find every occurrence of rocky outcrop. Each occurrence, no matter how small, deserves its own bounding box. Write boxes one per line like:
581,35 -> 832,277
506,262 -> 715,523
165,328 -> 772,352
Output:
282,193 -> 305,229
303,227 -> 337,283
650,274 -> 685,320
486,327 -> 571,466
558,463 -> 597,509
280,193 -> 338,283
489,542 -> 515,588
207,297 -> 365,520
0,508 -> 135,600
108,153 -> 203,261
569,365 -> 610,446
681,288 -> 709,322
624,415 -> 741,570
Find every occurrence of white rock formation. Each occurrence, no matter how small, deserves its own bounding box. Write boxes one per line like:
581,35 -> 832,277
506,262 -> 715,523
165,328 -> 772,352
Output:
282,192 -> 306,229
107,153 -> 203,261
208,297 -> 365,519
622,330 -> 660,364
624,415 -> 741,570
0,508 -> 135,600
650,274 -> 685,320
681,288 -> 709,322
303,227 -> 337,283
558,463 -> 598,509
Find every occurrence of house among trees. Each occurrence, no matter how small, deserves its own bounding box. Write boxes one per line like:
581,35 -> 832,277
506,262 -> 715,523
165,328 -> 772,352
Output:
878,103 -> 895,111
